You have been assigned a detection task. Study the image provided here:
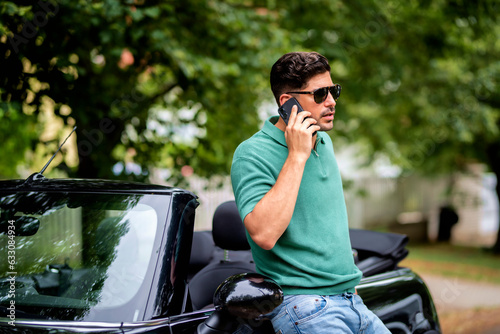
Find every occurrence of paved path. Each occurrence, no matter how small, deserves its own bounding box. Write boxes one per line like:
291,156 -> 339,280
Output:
420,274 -> 500,334
420,273 -> 500,313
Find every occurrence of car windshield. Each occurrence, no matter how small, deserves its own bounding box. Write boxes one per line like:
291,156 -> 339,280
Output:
0,191 -> 167,322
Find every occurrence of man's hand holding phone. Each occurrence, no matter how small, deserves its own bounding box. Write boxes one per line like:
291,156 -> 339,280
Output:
280,101 -> 319,163
278,97 -> 319,136
287,105 -> 318,137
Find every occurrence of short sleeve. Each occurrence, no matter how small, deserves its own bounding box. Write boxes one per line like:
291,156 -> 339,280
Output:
231,155 -> 277,223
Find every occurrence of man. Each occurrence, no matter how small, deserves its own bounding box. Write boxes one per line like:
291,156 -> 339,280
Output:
230,52 -> 389,333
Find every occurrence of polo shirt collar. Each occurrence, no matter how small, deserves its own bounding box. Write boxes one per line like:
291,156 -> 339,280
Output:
262,116 -> 326,148
262,116 -> 287,147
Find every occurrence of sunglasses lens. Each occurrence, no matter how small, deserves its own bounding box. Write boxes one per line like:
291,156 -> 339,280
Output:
313,86 -> 341,103
314,87 -> 329,103
331,85 -> 341,100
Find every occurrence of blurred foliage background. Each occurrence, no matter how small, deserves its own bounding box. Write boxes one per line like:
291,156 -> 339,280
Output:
0,0 -> 499,248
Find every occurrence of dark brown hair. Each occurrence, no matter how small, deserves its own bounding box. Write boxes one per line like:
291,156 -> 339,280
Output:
270,52 -> 331,105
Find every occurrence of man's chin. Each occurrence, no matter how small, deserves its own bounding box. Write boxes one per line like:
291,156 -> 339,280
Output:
319,120 -> 334,131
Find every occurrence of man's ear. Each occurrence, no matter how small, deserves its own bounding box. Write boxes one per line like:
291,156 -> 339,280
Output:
279,94 -> 293,107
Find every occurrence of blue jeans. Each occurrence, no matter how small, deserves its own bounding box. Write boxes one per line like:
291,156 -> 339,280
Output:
266,293 -> 391,334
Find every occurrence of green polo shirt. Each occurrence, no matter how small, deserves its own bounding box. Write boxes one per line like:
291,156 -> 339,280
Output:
231,116 -> 362,296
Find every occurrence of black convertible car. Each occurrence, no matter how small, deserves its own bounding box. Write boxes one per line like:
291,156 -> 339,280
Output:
0,174 -> 441,333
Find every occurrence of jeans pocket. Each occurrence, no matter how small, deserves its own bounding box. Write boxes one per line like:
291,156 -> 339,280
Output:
290,295 -> 328,322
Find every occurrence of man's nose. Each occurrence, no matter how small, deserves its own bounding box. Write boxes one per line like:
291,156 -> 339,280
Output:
325,92 -> 337,106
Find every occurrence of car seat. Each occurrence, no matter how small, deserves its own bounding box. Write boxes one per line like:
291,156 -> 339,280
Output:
188,201 -> 256,311
188,230 -> 216,281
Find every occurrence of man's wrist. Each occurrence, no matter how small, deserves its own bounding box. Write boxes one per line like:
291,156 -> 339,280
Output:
286,151 -> 309,167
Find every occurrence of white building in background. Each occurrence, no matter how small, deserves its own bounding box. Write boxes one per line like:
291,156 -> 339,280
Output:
481,174 -> 499,238
448,165 -> 499,247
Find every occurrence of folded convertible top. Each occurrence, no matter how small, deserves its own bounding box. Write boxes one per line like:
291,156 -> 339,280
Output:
349,229 -> 409,277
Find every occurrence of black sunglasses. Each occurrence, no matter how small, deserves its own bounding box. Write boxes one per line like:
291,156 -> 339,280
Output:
286,84 -> 342,104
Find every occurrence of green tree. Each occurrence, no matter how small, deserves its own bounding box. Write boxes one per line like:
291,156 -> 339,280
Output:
1,0 -> 289,182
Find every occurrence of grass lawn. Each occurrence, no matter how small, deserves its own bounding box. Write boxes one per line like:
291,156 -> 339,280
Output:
400,242 -> 500,285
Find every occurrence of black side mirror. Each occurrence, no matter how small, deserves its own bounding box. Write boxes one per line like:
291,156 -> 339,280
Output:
197,273 -> 283,334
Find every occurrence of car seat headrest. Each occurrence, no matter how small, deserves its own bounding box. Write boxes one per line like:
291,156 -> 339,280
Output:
212,201 -> 250,251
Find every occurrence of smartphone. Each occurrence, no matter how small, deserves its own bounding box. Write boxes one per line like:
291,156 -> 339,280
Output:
278,97 -> 304,125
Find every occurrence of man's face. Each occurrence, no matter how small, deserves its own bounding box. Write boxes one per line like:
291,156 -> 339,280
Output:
293,71 -> 337,132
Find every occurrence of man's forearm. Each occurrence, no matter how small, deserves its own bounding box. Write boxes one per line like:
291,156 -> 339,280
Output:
244,154 -> 306,250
